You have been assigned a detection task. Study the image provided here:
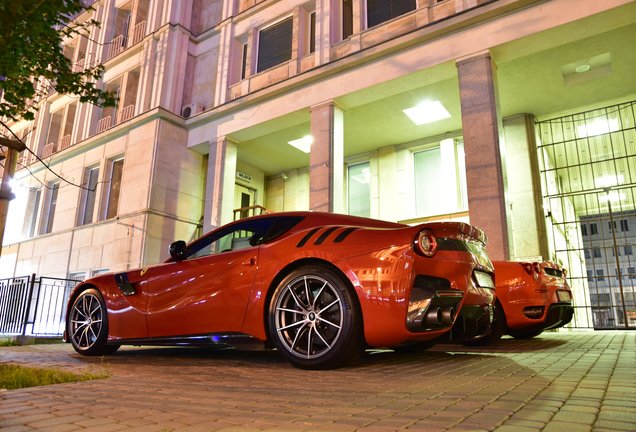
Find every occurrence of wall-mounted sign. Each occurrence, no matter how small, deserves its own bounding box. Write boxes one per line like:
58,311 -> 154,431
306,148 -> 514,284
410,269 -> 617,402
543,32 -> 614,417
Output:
236,171 -> 252,183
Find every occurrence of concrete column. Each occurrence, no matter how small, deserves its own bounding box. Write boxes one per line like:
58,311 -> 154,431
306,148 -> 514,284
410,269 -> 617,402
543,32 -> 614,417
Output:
315,0 -> 333,64
352,0 -> 364,33
309,101 -> 344,213
503,114 -> 549,260
204,137 -> 237,231
456,51 -> 510,260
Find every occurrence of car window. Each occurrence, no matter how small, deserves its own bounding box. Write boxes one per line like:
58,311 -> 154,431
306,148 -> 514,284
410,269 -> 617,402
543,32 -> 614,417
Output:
184,216 -> 303,260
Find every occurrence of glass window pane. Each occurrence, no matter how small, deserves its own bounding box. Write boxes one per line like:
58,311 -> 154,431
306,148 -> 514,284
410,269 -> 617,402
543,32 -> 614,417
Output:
106,159 -> 124,219
348,162 -> 371,217
414,147 -> 443,216
257,17 -> 293,73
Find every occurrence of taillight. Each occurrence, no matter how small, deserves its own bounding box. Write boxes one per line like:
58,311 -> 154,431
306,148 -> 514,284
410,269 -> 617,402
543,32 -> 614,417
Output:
414,229 -> 438,257
522,262 -> 540,279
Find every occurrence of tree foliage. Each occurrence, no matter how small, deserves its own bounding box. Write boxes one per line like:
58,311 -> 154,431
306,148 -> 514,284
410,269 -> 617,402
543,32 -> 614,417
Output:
0,0 -> 116,122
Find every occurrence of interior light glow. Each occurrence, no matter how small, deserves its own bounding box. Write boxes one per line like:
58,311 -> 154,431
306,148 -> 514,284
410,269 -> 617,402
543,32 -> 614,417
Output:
403,101 -> 451,125
600,191 -> 626,203
575,64 -> 591,73
576,118 -> 619,138
595,174 -> 624,189
287,135 -> 313,153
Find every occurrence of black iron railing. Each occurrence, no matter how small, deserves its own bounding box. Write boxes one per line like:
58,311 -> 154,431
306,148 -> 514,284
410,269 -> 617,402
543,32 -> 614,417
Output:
0,275 -> 80,337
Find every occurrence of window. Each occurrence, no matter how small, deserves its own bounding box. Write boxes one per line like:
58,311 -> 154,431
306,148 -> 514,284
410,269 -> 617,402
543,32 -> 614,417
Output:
103,157 -> 124,220
596,269 -> 604,282
348,162 -> 371,217
581,224 -> 588,236
593,247 -> 602,258
342,0 -> 353,39
414,139 -> 467,217
257,17 -> 293,73
79,166 -> 99,225
181,216 -> 303,261
584,248 -> 591,259
620,219 -> 629,232
41,182 -> 60,234
625,245 -> 633,255
23,188 -> 42,238
590,223 -> 598,235
309,12 -> 316,53
586,270 -> 594,282
628,267 -> 636,280
608,220 -> 617,232
240,43 -> 248,80
367,0 -> 416,28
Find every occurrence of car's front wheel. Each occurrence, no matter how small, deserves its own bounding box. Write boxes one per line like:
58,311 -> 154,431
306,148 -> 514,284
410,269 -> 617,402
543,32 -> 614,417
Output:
268,265 -> 363,369
68,288 -> 119,356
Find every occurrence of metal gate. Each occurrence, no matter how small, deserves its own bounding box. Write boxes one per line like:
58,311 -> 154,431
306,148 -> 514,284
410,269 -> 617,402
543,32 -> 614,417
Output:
0,275 -> 80,337
537,100 -> 636,329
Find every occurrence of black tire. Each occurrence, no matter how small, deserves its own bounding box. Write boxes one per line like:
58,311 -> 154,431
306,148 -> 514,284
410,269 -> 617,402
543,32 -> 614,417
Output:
510,328 -> 544,340
268,265 -> 363,369
465,301 -> 506,346
68,288 -> 120,356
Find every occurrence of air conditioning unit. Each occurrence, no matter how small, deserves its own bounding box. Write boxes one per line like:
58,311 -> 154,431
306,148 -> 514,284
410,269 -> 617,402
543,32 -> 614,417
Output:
181,103 -> 204,118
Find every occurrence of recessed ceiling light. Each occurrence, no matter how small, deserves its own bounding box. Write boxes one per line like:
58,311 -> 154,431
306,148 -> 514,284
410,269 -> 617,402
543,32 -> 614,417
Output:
403,101 -> 451,125
287,135 -> 313,153
575,64 -> 591,73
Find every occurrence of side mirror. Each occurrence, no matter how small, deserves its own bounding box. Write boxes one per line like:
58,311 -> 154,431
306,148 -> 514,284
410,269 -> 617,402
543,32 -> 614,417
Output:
169,240 -> 187,261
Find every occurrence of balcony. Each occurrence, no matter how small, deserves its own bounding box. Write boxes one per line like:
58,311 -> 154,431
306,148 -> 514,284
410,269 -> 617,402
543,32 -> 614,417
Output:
105,20 -> 147,62
42,142 -> 55,158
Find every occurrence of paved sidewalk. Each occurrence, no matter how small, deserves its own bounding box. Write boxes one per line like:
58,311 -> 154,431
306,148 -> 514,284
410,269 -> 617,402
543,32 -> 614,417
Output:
1,331 -> 634,431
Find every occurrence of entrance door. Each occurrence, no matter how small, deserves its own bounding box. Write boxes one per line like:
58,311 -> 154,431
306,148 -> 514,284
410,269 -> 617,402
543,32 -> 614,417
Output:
234,184 -> 255,220
537,101 -> 636,329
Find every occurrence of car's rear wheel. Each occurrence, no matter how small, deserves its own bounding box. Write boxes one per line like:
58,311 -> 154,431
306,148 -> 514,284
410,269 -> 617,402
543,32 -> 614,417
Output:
68,288 -> 119,356
268,265 -> 363,369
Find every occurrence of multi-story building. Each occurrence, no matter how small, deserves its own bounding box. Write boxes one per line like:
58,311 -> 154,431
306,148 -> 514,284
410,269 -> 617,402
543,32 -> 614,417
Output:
1,0 -> 635,329
580,211 -> 636,328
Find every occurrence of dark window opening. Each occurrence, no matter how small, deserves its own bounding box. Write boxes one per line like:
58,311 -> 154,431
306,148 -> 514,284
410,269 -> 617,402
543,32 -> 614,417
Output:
309,12 -> 316,53
257,17 -> 293,73
241,43 -> 248,80
366,0 -> 416,28
590,223 -> 598,235
343,0 -> 353,39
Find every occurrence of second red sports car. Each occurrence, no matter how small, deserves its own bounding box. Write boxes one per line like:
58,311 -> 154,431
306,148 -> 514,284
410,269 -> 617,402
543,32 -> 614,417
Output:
484,260 -> 574,343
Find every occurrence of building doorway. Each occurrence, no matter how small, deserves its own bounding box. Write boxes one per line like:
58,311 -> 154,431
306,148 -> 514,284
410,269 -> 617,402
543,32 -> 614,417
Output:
537,100 -> 636,329
234,183 -> 256,220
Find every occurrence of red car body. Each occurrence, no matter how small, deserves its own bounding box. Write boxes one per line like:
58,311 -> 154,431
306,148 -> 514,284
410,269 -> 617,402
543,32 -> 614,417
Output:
65,212 -> 495,368
489,260 -> 574,340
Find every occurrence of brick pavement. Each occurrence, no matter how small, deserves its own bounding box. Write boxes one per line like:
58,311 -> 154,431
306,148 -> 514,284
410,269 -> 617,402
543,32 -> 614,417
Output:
0,331 -> 634,431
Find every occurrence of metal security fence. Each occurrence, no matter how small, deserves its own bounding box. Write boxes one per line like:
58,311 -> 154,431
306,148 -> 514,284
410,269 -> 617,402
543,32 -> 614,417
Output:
0,275 -> 80,337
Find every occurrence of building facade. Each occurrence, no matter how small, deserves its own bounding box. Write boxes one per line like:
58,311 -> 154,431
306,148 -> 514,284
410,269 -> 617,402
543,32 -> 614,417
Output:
1,0 -> 635,329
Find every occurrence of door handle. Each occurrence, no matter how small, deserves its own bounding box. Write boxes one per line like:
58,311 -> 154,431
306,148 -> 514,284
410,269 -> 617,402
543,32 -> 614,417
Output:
242,257 -> 256,266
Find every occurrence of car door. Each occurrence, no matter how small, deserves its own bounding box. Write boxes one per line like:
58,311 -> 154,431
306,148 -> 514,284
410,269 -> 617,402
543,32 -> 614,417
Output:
145,226 -> 260,338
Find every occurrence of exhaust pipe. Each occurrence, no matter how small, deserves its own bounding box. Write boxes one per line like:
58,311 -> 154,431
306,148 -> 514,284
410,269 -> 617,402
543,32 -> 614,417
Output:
441,307 -> 455,325
425,307 -> 443,325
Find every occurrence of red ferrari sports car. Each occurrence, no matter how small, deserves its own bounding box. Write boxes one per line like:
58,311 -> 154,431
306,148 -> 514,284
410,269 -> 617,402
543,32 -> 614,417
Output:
65,211 -> 495,369
484,260 -> 574,342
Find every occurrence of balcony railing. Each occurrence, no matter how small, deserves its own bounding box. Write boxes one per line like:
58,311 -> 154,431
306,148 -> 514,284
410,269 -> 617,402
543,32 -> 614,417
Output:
131,20 -> 146,46
42,142 -> 55,158
105,20 -> 147,62
59,134 -> 72,150
72,57 -> 86,73
106,34 -> 126,61
119,104 -> 135,122
96,116 -> 112,133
